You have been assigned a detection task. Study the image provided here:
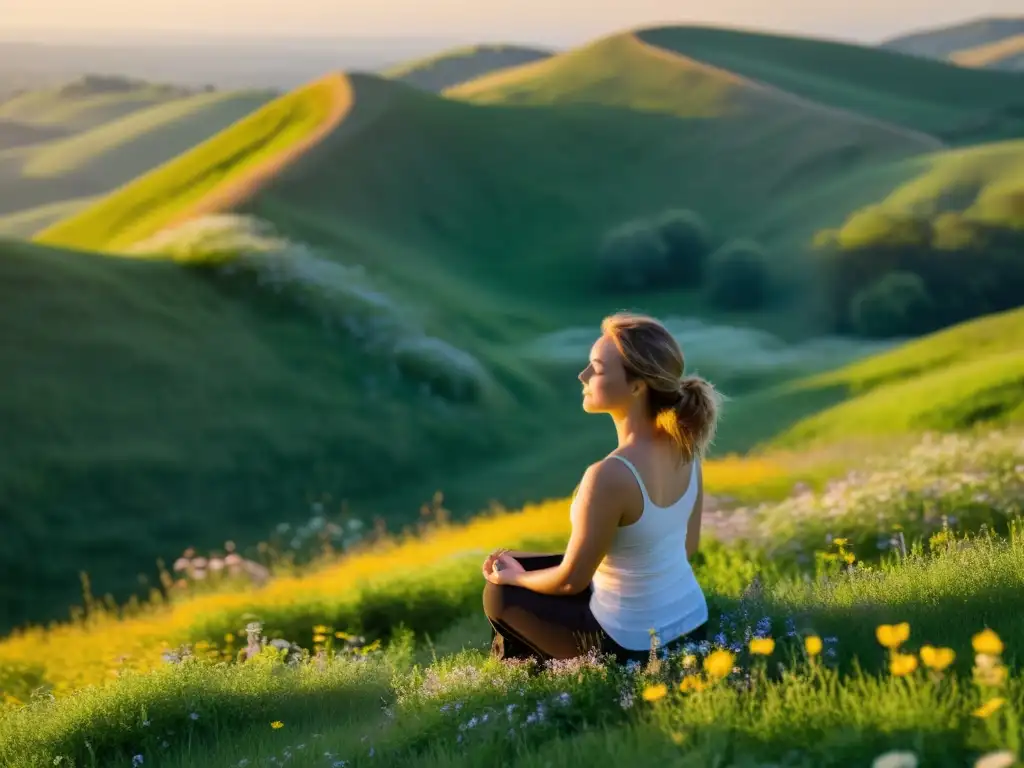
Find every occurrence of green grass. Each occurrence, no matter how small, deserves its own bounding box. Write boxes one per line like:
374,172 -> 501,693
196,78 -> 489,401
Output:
637,25 -> 1024,143
10,32 -> 1024,634
34,75 -> 344,251
0,78 -> 193,133
767,307 -> 1024,448
383,44 -> 553,91
0,89 -> 274,216
2,429 -> 1022,767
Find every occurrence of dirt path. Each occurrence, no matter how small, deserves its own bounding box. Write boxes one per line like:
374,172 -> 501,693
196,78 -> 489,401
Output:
630,33 -> 946,152
163,72 -> 355,228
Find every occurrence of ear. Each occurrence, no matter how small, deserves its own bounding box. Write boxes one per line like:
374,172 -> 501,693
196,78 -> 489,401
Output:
630,378 -> 646,398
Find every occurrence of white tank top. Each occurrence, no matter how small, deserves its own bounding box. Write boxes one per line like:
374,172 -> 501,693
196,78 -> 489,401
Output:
580,455 -> 708,651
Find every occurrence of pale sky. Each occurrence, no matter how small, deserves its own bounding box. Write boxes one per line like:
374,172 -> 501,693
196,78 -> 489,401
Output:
0,0 -> 1020,46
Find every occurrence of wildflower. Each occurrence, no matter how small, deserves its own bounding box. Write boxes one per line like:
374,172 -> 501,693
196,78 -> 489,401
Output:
224,633 -> 235,643
313,625 -> 329,634
876,623 -> 910,649
704,649 -> 735,679
805,635 -> 823,656
974,751 -> 1016,768
973,629 -> 1004,656
313,634 -> 327,643
642,683 -> 668,702
919,645 -> 955,672
132,756 -> 144,767
749,637 -> 775,655
189,712 -> 199,721
889,653 -> 918,677
670,731 -> 685,745
833,538 -> 848,547
974,654 -> 1008,687
681,654 -> 697,668
871,751 -> 918,768
679,676 -> 707,694
271,721 -> 284,729
973,698 -> 1006,719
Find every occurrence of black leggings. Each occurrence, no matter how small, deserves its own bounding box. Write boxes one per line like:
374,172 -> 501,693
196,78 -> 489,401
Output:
482,554 -> 707,665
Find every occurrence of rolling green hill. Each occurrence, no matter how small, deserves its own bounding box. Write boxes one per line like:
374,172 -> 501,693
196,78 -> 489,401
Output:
762,306 -> 1024,448
39,43 -> 935,268
881,16 -> 1024,60
636,25 -> 1024,144
0,75 -> 195,133
383,44 -> 553,91
951,33 -> 1024,71
12,26 -> 1024,633
0,89 -> 275,217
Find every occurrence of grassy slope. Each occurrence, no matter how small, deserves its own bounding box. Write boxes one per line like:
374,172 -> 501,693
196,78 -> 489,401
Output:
637,25 -> 1024,143
383,44 -> 553,91
0,89 -> 275,216
951,33 -> 1024,70
0,79 -> 193,133
14,34 -> 999,629
881,16 -> 1024,59
0,196 -> 99,238
35,74 -> 349,251
763,306 -> 1024,448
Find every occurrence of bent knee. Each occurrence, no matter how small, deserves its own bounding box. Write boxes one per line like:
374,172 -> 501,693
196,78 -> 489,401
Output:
482,581 -> 508,620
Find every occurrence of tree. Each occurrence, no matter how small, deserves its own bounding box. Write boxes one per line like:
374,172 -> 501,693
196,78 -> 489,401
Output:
705,240 -> 769,310
849,271 -> 935,338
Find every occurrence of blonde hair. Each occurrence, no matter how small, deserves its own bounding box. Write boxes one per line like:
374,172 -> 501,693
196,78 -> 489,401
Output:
600,312 -> 723,460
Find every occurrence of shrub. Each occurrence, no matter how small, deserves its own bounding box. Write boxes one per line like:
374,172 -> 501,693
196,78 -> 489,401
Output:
705,240 -> 769,311
848,271 -> 935,338
596,221 -> 669,291
655,209 -> 712,286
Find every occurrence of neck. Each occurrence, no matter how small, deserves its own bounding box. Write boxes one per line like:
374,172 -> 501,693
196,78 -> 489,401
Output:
611,409 -> 657,449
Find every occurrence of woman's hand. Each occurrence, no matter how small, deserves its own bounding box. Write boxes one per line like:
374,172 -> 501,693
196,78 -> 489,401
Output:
482,551 -> 524,585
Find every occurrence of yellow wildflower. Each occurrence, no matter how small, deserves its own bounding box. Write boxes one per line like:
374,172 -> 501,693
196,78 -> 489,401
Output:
681,654 -> 697,669
679,676 -> 707,694
919,645 -> 955,672
642,683 -> 668,702
889,652 -> 918,677
972,629 -> 1004,656
844,552 -> 856,564
704,649 -> 735,679
876,623 -> 910,649
670,732 -> 685,745
312,634 -> 327,644
833,538 -> 849,547
224,633 -> 235,644
804,635 -> 823,656
313,625 -> 329,634
972,698 -> 1006,719
270,720 -> 284,729
748,637 -> 775,656
973,654 -> 1008,688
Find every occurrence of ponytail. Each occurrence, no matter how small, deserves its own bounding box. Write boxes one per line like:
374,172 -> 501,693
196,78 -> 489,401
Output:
655,375 -> 723,461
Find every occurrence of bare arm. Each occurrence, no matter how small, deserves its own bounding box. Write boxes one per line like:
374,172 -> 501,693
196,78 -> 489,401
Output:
501,460 -> 628,596
686,460 -> 704,560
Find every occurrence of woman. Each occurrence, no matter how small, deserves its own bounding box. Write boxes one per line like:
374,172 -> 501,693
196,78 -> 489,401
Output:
481,312 -> 722,664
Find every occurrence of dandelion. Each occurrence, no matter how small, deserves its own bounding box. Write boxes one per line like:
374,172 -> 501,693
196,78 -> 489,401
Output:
804,635 -> 823,656
642,683 -> 668,702
271,721 -> 284,729
876,623 -> 910,649
974,751 -> 1016,768
871,751 -> 918,768
890,653 -> 918,677
704,649 -> 735,679
749,637 -> 775,655
919,645 -> 955,672
973,629 -> 1004,656
973,698 -> 1006,719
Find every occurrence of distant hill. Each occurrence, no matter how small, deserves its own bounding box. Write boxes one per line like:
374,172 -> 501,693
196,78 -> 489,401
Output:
0,74 -> 196,133
881,16 -> 1024,61
0,88 -> 276,217
635,25 -> 1024,144
950,34 -> 1024,71
767,305 -> 1024,448
383,44 -> 553,92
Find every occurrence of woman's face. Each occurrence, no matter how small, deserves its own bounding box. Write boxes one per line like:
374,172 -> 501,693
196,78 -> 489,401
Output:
578,335 -> 637,414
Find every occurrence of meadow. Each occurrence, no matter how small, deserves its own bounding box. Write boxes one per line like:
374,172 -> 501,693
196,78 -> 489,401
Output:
0,427 -> 1022,767
1,18 -> 1023,765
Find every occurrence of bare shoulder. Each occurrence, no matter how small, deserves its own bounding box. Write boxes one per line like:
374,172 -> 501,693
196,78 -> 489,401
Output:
581,456 -> 638,497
